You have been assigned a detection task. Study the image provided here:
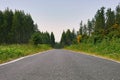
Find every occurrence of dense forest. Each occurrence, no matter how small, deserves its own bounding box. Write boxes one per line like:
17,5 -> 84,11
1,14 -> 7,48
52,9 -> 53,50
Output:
62,4 -> 120,60
1,4 -> 120,48
61,4 -> 120,46
0,8 -> 55,46
31,31 -> 55,46
0,8 -> 54,62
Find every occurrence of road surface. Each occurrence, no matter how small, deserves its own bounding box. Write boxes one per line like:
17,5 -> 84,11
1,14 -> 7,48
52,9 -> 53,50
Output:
0,49 -> 120,80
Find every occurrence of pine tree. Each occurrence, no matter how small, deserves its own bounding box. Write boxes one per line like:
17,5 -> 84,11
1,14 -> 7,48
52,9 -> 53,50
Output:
87,19 -> 92,36
60,31 -> 66,46
2,8 -> 13,43
79,21 -> 83,35
106,8 -> 115,34
95,7 -> 105,31
116,4 -> 120,25
0,9 -> 37,44
50,32 -> 55,47
0,10 -> 4,43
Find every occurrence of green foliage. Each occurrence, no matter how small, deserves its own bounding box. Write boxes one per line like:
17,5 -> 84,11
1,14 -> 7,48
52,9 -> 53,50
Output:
31,32 -> 42,45
94,7 -> 105,33
116,5 -> 120,25
0,8 -> 37,44
66,38 -> 120,61
78,21 -> 83,35
60,29 -> 77,46
30,31 -> 55,47
63,4 -> 120,61
50,32 -> 55,47
106,8 -> 115,31
87,19 -> 92,36
0,44 -> 51,63
54,43 -> 63,49
72,4 -> 120,44
60,31 -> 66,45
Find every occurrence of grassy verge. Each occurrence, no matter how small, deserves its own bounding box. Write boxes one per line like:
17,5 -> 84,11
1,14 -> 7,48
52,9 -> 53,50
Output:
66,39 -> 120,61
0,44 -> 52,63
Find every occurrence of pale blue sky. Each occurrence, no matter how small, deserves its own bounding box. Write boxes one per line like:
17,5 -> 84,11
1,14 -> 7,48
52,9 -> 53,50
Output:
0,0 -> 120,42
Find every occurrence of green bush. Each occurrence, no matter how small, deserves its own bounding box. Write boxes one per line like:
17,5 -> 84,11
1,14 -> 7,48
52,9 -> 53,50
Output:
0,44 -> 51,63
30,32 -> 42,45
66,38 -> 120,61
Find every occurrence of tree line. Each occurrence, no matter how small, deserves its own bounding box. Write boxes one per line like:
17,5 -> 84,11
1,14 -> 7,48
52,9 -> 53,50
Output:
31,31 -> 55,46
0,8 -> 37,44
0,8 -> 55,46
60,29 -> 76,46
60,4 -> 120,46
2,4 -> 120,48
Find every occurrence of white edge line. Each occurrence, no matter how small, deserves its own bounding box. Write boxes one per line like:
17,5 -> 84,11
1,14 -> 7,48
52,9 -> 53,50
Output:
67,50 -> 120,64
0,50 -> 52,67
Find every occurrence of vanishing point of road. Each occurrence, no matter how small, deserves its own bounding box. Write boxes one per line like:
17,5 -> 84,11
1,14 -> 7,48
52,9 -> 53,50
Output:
0,49 -> 120,80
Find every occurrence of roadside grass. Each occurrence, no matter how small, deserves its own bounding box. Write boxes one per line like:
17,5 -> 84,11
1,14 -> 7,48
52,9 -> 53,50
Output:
0,44 -> 52,63
66,38 -> 120,61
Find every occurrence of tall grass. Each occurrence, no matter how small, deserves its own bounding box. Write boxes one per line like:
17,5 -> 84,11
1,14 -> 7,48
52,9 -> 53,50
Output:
0,44 -> 51,63
66,38 -> 120,61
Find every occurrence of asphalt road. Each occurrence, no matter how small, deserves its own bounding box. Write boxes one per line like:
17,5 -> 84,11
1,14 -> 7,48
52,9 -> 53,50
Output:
0,49 -> 120,80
